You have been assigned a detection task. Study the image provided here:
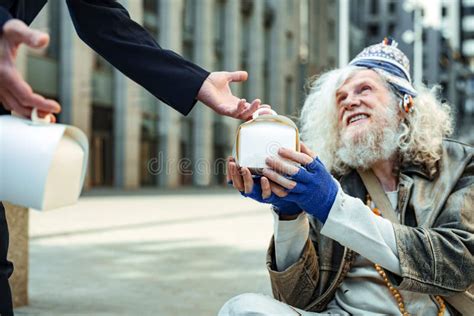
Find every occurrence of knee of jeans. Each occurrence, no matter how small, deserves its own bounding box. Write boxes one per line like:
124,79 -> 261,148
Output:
218,293 -> 277,316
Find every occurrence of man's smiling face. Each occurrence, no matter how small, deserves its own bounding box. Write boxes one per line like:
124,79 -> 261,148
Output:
335,69 -> 397,142
334,69 -> 403,169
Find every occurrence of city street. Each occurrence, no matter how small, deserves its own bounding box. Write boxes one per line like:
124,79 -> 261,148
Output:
15,189 -> 273,316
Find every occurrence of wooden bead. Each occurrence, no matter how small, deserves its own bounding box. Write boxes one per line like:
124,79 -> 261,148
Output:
367,196 -> 441,316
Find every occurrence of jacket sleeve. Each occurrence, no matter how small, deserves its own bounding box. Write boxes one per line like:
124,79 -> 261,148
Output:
0,7 -> 12,33
391,158 -> 474,296
65,0 -> 210,116
266,236 -> 320,309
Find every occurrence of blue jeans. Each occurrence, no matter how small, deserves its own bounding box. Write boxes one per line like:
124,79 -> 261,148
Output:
0,202 -> 13,316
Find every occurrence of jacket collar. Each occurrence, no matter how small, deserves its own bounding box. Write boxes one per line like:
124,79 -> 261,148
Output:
400,163 -> 435,181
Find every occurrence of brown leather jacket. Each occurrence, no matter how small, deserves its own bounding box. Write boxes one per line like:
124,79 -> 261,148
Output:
266,139 -> 474,314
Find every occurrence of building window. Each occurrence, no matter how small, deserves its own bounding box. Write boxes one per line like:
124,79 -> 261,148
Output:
91,105 -> 115,187
388,23 -> 395,36
241,0 -> 253,15
182,0 -> 195,60
464,31 -> 474,40
212,121 -> 230,186
214,0 -> 225,70
328,20 -> 335,39
388,1 -> 397,14
368,24 -> 379,37
462,6 -> 474,15
93,55 -> 112,73
264,25 -> 272,103
241,11 -> 251,99
442,6 -> 448,17
140,113 -> 159,186
285,77 -> 294,115
143,0 -> 159,39
144,0 -> 158,12
179,118 -> 194,186
370,0 -> 379,15
287,33 -> 294,60
48,1 -> 60,59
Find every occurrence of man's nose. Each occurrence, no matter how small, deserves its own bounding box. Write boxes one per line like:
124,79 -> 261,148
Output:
342,94 -> 360,110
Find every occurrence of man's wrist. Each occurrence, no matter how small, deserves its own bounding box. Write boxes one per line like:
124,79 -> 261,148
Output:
272,205 -> 303,221
278,213 -> 302,221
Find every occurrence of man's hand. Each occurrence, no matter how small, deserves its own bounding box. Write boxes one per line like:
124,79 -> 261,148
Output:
0,19 -> 61,121
262,143 -> 339,224
226,157 -> 303,217
197,71 -> 261,120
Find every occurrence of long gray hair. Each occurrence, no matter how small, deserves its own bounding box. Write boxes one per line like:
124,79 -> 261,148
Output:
299,66 -> 453,176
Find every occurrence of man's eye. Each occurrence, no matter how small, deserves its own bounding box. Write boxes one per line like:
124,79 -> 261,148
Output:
361,85 -> 371,92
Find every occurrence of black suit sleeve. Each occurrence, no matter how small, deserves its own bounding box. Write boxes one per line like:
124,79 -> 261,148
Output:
0,7 -> 12,33
66,0 -> 210,116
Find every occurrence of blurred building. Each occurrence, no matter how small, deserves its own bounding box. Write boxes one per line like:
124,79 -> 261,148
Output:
460,0 -> 474,143
348,0 -> 473,144
23,0 -> 338,189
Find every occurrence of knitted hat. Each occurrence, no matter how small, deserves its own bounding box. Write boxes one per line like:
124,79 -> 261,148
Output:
349,38 -> 417,97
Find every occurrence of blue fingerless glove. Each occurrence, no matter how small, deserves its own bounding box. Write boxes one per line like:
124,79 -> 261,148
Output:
281,158 -> 338,223
240,176 -> 302,216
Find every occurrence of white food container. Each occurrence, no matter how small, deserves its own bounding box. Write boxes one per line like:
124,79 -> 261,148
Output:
234,109 -> 300,173
0,109 -> 89,211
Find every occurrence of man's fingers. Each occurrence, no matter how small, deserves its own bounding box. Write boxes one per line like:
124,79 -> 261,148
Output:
226,157 -> 234,184
277,147 -> 314,166
227,71 -> 248,82
7,86 -> 61,114
262,168 -> 296,190
3,19 -> 49,48
236,99 -> 247,114
0,95 -> 11,111
3,91 -> 31,118
241,99 -> 262,120
261,177 -> 272,199
229,162 -> 244,191
270,182 -> 288,198
36,109 -> 56,122
239,99 -> 261,120
242,168 -> 254,194
265,156 -> 300,176
5,71 -> 61,113
256,104 -> 273,115
22,90 -> 61,114
300,142 -> 317,159
250,99 -> 261,110
33,95 -> 61,113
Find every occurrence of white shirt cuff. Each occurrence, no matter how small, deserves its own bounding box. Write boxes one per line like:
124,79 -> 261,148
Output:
321,187 -> 401,275
272,210 -> 309,271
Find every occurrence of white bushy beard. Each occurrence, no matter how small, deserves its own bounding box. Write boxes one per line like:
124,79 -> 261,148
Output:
336,101 -> 400,170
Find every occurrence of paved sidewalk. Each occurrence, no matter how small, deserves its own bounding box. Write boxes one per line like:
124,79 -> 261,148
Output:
15,189 -> 274,316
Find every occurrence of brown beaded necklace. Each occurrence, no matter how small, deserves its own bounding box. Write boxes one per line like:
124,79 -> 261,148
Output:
366,195 -> 446,316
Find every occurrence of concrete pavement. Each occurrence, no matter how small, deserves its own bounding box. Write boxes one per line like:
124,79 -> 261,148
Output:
14,189 -> 274,316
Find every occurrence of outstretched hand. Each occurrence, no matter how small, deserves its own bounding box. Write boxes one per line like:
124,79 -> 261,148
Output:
197,71 -> 262,120
0,19 -> 61,121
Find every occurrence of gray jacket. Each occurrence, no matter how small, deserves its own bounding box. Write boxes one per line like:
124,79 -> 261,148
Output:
266,139 -> 474,314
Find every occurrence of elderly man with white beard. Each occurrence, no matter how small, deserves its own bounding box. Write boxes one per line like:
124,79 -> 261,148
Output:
220,38 -> 473,316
